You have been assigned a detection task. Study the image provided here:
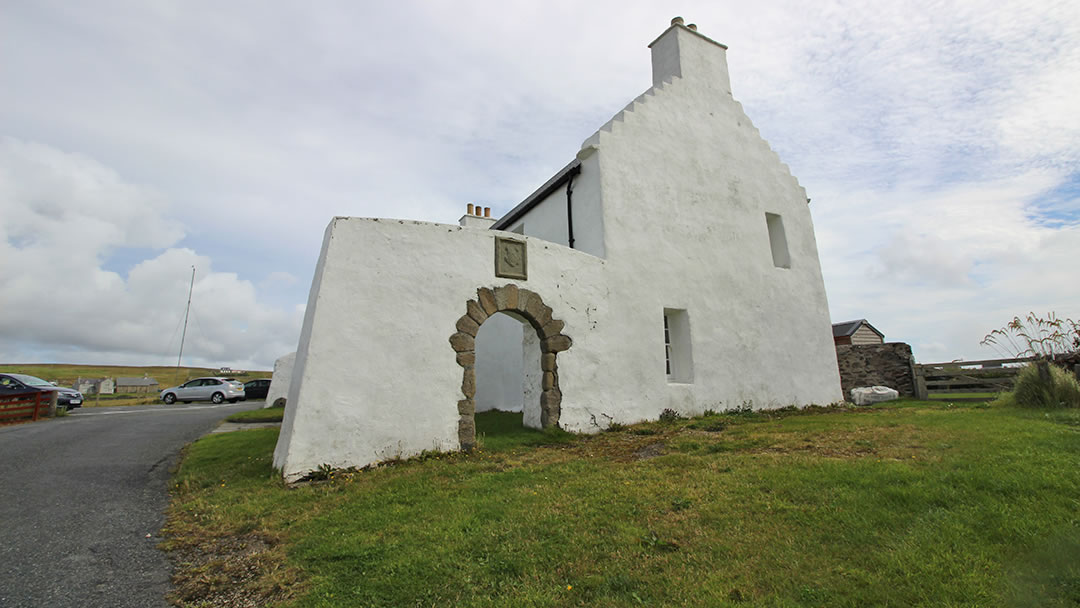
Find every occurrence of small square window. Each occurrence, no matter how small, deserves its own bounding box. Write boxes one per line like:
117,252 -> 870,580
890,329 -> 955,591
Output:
765,212 -> 791,269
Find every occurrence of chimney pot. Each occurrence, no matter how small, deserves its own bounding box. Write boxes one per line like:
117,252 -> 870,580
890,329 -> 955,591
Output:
671,16 -> 684,26
687,23 -> 697,31
467,203 -> 474,215
484,207 -> 491,218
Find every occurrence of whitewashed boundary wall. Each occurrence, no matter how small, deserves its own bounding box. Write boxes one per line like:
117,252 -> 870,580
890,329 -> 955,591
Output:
273,219 -> 611,481
264,351 -> 295,408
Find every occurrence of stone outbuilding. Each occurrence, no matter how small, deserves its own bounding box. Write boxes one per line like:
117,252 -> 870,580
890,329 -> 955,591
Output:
274,18 -> 843,481
832,319 -> 885,346
115,377 -> 159,394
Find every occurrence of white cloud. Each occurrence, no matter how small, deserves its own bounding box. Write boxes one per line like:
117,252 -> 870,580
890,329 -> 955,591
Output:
0,137 -> 183,254
261,271 -> 298,289
817,170 -> 1080,362
0,138 -> 301,368
0,0 -> 1078,368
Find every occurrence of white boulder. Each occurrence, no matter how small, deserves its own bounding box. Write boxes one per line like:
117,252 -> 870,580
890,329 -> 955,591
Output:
850,386 -> 899,406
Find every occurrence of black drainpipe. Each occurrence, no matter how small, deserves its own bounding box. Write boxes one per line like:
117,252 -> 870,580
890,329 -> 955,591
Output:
566,173 -> 576,249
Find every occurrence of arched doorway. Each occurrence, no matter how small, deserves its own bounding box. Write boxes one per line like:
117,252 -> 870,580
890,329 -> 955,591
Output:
448,285 -> 572,450
474,311 -> 542,428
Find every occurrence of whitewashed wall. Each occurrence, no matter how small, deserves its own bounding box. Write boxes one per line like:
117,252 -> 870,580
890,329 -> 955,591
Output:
273,219 -> 612,481
504,154 -> 605,259
566,22 -> 843,419
274,20 -> 843,481
505,188 -> 567,248
264,351 -> 295,408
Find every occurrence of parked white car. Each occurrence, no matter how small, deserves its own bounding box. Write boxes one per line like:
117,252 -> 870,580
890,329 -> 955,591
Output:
160,377 -> 245,405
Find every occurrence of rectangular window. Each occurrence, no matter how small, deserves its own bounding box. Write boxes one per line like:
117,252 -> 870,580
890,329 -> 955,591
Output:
663,308 -> 693,383
765,212 -> 791,269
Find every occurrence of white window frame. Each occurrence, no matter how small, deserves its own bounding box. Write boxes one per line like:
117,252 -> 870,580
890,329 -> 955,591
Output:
663,308 -> 694,383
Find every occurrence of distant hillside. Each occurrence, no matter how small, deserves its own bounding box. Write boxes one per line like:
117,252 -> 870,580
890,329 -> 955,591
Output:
0,363 -> 272,390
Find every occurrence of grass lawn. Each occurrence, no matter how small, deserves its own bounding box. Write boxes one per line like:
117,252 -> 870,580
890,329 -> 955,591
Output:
165,401 -> 1080,607
226,405 -> 286,423
927,392 -> 1001,401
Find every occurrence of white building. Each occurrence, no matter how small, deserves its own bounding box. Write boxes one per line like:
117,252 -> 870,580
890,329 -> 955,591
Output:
274,18 -> 843,481
73,377 -> 115,395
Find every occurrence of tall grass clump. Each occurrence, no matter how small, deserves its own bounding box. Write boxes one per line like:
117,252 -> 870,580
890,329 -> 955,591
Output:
1000,363 -> 1080,408
981,311 -> 1080,359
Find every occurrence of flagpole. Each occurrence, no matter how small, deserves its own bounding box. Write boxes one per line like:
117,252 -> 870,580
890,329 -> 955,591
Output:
177,266 -> 195,369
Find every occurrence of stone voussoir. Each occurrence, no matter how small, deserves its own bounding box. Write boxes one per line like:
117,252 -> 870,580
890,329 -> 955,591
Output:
516,289 -> 536,314
494,284 -> 519,310
541,334 -> 572,353
456,315 -> 480,336
458,416 -> 476,450
540,319 -> 565,339
457,398 -> 475,415
456,351 -> 476,367
542,387 -> 562,403
539,392 -> 561,428
449,332 -> 475,353
534,304 -> 554,329
477,287 -> 498,315
524,297 -> 546,323
541,353 -> 557,372
461,367 -> 476,398
466,300 -> 488,325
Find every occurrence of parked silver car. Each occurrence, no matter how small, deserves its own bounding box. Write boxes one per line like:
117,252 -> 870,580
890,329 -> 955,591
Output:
160,377 -> 244,405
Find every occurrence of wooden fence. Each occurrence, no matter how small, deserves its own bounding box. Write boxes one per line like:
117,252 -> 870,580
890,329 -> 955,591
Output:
0,391 -> 57,423
913,357 -> 1035,400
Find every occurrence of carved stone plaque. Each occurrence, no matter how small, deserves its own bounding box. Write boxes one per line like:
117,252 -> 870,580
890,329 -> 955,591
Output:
494,236 -> 527,280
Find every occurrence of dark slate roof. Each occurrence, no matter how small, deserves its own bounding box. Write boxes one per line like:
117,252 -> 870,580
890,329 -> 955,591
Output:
491,159 -> 581,231
832,319 -> 884,339
116,377 -> 159,386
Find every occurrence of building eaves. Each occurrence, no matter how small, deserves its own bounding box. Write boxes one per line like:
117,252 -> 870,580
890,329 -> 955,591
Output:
491,159 -> 581,231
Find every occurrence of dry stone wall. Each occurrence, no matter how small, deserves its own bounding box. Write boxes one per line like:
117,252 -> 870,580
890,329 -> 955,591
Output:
835,343 -> 916,399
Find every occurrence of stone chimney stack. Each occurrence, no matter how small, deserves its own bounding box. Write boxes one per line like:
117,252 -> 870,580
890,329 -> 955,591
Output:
648,17 -> 731,94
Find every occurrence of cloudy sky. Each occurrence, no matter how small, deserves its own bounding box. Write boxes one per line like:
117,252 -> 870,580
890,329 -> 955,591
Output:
1,0 -> 1077,369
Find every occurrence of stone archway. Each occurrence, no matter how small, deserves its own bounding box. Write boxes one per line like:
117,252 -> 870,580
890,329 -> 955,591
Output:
448,285 -> 572,450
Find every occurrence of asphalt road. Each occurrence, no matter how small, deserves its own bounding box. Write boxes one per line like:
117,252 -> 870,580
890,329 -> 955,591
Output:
0,400 -> 263,608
